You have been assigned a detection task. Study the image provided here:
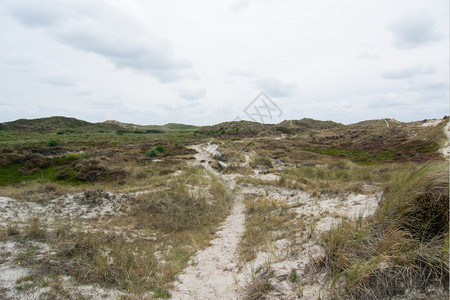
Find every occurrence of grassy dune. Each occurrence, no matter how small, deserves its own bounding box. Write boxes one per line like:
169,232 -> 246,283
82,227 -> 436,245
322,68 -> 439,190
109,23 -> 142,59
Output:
320,162 -> 449,299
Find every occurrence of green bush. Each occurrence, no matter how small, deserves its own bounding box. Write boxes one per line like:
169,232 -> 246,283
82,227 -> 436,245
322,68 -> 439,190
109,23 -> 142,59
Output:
145,145 -> 168,158
155,145 -> 167,153
46,139 -> 59,147
145,149 -> 159,158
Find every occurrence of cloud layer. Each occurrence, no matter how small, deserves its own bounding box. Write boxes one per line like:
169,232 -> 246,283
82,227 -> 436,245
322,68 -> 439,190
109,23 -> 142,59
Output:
0,0 -> 448,125
389,11 -> 444,49
7,0 -> 193,83
382,65 -> 436,79
254,77 -> 299,98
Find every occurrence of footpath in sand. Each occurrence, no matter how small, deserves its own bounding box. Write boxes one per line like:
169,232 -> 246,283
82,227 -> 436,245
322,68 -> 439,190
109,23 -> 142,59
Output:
171,144 -> 246,299
171,143 -> 383,299
170,197 -> 245,299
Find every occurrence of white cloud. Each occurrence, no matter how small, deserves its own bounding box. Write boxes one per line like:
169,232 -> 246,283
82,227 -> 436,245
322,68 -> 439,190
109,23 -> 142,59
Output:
356,51 -> 380,60
382,65 -> 436,79
177,88 -> 206,101
5,0 -> 194,83
389,11 -> 444,49
254,77 -> 299,98
40,74 -> 76,87
2,52 -> 34,67
230,0 -> 252,12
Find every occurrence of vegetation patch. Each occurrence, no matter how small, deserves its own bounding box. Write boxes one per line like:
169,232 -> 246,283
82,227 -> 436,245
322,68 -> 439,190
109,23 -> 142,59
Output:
300,140 -> 441,163
133,179 -> 232,232
279,160 -> 400,193
319,162 -> 449,299
239,197 -> 294,262
145,145 -> 168,158
2,167 -> 234,297
244,267 -> 275,300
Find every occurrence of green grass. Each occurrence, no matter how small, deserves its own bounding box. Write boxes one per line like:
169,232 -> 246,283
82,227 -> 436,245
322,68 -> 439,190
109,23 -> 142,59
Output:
0,153 -> 89,186
300,141 -> 440,163
0,126 -> 200,148
305,146 -> 400,163
0,164 -> 61,186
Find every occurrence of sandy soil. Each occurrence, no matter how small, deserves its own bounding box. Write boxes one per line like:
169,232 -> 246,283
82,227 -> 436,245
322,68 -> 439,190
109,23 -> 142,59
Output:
171,198 -> 245,299
233,185 -> 381,299
1,142 -> 387,299
172,144 -> 246,299
0,191 -> 131,299
421,119 -> 444,127
173,144 -> 383,299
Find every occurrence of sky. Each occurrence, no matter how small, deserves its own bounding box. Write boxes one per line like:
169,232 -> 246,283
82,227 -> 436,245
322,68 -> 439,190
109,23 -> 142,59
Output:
0,0 -> 448,125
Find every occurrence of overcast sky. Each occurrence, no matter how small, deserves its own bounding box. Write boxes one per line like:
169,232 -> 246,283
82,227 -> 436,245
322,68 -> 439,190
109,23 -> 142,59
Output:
0,0 -> 448,125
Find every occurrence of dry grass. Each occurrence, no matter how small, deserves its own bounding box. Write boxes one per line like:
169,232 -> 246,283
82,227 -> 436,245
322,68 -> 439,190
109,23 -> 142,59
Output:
2,166 -> 234,297
376,162 -> 449,239
280,160 -> 405,194
239,197 -> 294,262
235,159 -> 401,196
1,183 -> 75,202
0,159 -> 190,201
244,267 -> 275,300
249,154 -> 273,169
319,162 -> 449,299
132,172 -> 232,232
235,176 -> 280,188
223,163 -> 254,175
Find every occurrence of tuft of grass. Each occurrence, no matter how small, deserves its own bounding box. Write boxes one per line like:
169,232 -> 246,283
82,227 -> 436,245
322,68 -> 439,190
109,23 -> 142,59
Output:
244,267 -> 275,300
376,162 -> 449,240
320,162 -> 449,299
152,286 -> 171,298
133,175 -> 232,232
288,270 -> 298,283
239,197 -> 293,262
249,154 -> 273,169
22,217 -> 47,241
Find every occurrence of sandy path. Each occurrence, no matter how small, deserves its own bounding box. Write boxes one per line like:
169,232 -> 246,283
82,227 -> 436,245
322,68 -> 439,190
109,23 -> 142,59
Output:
178,144 -> 383,299
171,197 -> 245,299
171,144 -> 246,299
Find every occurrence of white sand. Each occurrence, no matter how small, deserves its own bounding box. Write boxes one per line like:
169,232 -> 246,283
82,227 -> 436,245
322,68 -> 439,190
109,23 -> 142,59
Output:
421,119 -> 443,127
172,144 -> 246,299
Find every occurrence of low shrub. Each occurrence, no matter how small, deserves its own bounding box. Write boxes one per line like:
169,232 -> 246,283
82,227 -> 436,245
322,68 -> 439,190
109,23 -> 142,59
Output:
145,149 -> 158,158
154,145 -> 167,153
145,145 -> 168,158
46,139 -> 59,147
